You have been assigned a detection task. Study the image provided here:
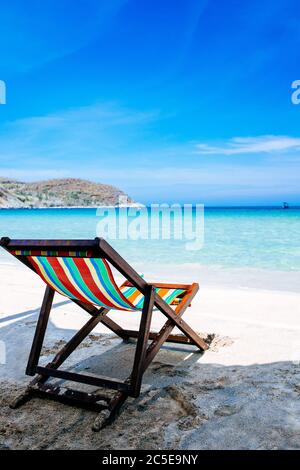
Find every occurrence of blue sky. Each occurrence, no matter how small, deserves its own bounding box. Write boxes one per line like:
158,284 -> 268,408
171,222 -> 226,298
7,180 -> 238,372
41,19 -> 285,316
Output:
0,0 -> 300,205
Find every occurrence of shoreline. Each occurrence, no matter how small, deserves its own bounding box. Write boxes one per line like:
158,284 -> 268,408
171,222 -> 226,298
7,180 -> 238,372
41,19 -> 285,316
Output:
1,256 -> 300,293
0,204 -> 142,210
1,206 -> 300,209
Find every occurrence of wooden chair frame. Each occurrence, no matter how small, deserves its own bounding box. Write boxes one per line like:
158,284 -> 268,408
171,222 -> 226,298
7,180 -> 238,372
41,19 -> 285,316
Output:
0,237 -> 208,429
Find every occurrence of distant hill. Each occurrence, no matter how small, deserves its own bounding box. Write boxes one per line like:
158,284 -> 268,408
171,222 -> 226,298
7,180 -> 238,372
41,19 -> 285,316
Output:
0,178 -> 135,208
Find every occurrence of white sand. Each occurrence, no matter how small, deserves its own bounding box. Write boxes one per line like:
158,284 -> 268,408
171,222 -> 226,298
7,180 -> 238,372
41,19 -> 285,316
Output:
0,263 -> 300,449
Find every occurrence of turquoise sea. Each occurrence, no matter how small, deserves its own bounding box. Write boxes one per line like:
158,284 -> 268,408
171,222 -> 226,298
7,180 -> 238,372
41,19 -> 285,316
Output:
0,207 -> 299,272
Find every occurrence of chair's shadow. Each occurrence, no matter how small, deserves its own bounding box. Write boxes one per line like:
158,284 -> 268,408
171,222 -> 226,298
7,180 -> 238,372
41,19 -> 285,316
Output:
0,299 -> 70,324
1,298 -> 203,394
46,330 -> 203,394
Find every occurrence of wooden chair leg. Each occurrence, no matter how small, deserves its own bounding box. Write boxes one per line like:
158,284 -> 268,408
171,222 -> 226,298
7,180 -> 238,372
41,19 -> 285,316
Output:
26,286 -> 55,376
130,285 -> 155,397
138,285 -> 207,375
92,388 -> 129,431
154,284 -> 208,352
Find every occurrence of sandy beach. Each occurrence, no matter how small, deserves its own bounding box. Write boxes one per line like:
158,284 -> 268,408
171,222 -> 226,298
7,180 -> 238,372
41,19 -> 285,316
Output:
0,262 -> 300,450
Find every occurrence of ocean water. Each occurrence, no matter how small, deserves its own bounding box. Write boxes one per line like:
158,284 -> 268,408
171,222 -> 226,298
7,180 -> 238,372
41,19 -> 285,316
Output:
0,207 -> 299,272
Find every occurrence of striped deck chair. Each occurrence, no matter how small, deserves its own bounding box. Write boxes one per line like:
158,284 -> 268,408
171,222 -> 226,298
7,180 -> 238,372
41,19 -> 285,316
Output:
0,237 -> 208,429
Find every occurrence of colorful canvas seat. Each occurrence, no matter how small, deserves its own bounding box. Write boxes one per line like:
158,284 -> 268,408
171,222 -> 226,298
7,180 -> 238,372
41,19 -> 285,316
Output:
10,249 -> 186,311
120,284 -> 185,309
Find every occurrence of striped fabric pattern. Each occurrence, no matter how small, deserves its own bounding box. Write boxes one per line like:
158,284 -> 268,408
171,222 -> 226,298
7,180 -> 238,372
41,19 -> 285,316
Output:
11,249 -> 93,258
19,252 -> 186,312
120,285 -> 185,309
27,256 -> 136,311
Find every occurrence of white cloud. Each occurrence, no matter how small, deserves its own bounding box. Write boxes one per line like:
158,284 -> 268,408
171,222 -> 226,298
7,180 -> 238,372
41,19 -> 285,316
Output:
0,102 -> 161,167
195,135 -> 300,155
1,106 -> 300,203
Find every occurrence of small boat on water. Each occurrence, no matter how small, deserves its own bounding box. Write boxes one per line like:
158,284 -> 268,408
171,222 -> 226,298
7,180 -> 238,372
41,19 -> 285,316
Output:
282,202 -> 289,209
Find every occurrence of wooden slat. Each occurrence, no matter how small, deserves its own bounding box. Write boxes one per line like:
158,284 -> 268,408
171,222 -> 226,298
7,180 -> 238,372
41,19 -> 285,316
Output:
2,238 -> 99,250
122,280 -> 191,290
121,330 -> 197,345
30,383 -> 110,412
36,367 -> 131,393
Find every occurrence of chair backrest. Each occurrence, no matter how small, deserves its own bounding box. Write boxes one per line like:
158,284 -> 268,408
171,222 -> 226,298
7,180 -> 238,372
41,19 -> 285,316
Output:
1,238 -> 187,311
3,240 -> 136,311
